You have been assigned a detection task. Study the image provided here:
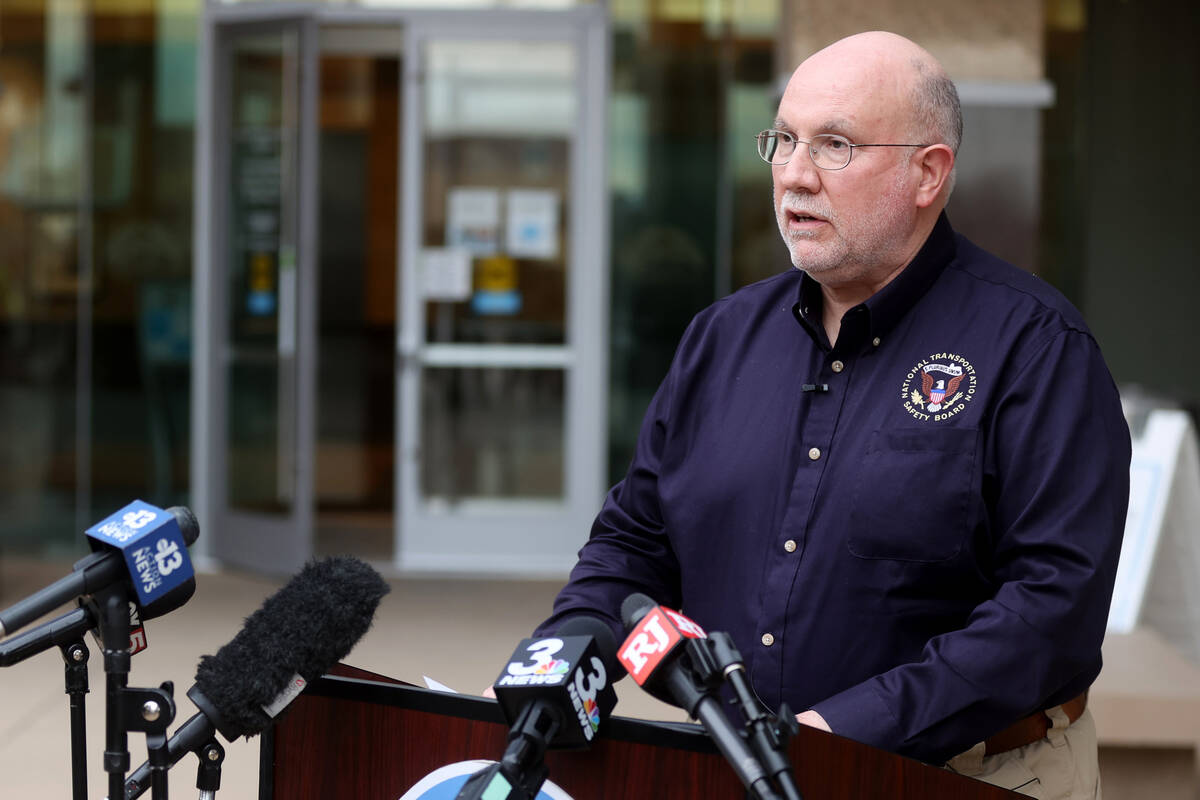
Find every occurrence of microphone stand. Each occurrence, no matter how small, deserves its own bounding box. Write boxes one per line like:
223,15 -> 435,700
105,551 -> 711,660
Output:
666,638 -> 781,800
195,738 -> 225,800
0,604 -> 100,800
1,598 -> 179,800
99,587 -> 134,800
61,639 -> 91,800
96,587 -> 176,800
708,633 -> 804,800
124,720 -> 227,800
0,607 -> 97,800
455,700 -> 560,800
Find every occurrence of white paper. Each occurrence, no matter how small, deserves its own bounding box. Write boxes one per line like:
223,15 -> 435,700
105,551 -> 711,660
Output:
506,189 -> 559,259
447,187 -> 500,256
422,675 -> 458,693
421,247 -> 473,301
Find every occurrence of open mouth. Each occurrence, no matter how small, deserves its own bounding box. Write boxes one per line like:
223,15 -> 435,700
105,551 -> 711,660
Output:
787,210 -> 825,225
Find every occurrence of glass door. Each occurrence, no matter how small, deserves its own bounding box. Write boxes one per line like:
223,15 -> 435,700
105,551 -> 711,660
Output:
197,6 -> 607,576
397,14 -> 607,573
208,18 -> 319,574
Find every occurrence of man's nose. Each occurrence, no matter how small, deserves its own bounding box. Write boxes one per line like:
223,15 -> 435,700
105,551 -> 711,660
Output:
775,152 -> 821,193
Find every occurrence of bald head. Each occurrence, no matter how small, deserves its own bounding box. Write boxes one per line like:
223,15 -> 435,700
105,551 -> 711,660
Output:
790,31 -> 961,156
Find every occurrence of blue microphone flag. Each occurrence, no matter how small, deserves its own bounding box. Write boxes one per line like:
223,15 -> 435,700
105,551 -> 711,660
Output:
85,500 -> 194,608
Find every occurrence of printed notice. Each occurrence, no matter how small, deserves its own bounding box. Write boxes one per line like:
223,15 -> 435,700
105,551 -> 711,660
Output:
506,189 -> 559,259
447,187 -> 501,256
422,247 -> 473,301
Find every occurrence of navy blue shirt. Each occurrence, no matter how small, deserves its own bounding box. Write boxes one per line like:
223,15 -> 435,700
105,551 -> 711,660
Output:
538,214 -> 1130,763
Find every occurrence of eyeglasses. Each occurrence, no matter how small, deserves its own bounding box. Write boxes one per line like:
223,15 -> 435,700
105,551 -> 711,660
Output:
755,129 -> 930,170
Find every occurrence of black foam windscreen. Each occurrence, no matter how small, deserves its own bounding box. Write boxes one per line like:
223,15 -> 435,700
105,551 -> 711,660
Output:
167,506 -> 200,548
192,556 -> 389,738
620,592 -> 656,631
555,614 -> 624,680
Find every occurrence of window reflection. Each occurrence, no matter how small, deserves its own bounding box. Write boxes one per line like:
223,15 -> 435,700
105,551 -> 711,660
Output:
0,13 -> 85,550
225,33 -> 297,513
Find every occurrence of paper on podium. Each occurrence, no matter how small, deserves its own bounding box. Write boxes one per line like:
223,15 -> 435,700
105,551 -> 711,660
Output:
423,675 -> 458,693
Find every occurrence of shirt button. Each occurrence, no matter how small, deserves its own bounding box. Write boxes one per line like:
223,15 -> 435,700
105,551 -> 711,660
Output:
784,539 -> 797,553
808,447 -> 821,461
831,360 -> 844,373
761,633 -> 775,647
872,337 -> 881,347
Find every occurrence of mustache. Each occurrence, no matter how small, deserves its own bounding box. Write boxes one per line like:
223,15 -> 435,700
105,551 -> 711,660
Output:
777,191 -> 832,219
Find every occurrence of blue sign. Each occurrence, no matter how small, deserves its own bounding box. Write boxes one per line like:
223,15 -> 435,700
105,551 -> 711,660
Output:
471,290 -> 522,316
85,500 -> 193,609
247,289 -> 277,316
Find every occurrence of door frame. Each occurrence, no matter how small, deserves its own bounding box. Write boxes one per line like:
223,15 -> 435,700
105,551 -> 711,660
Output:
193,13 -> 321,575
396,11 -> 609,575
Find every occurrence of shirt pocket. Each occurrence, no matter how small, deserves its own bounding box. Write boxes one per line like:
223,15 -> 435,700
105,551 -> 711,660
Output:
846,427 -> 979,563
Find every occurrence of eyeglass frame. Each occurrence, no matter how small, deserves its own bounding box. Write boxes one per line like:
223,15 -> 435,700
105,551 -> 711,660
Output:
755,129 -> 932,171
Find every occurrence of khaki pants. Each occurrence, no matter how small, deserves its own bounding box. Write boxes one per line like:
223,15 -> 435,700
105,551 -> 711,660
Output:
945,708 -> 1101,799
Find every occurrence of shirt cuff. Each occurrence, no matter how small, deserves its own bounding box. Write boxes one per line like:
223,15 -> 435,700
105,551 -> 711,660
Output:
811,680 -> 903,753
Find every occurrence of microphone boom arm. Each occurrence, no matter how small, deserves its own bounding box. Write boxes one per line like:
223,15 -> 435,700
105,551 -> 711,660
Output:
0,607 -> 95,667
124,714 -> 222,800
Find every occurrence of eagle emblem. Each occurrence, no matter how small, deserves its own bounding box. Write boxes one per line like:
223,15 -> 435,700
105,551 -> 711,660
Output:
921,368 -> 965,412
901,354 -> 978,422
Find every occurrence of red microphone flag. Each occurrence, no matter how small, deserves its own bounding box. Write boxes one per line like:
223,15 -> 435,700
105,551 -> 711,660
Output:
617,605 -> 707,686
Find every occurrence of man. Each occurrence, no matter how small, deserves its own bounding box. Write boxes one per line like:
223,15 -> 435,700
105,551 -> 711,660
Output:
535,31 -> 1129,797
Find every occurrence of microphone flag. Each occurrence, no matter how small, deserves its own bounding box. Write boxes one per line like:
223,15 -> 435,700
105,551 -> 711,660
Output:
84,499 -> 194,611
617,604 -> 707,687
493,634 -> 617,747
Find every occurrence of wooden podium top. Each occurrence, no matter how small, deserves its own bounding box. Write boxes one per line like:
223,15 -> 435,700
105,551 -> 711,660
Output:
260,667 -> 1018,800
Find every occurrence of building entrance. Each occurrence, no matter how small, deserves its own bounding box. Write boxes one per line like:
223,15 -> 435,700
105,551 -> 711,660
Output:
195,7 -> 608,576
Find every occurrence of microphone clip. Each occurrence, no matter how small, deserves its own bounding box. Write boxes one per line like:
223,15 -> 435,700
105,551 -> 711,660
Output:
117,682 -> 177,799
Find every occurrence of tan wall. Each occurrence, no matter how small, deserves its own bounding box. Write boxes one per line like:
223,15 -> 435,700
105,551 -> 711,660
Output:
780,0 -> 1044,82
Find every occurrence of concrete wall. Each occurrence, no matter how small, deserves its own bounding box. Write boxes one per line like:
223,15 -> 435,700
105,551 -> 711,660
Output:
779,0 -> 1043,81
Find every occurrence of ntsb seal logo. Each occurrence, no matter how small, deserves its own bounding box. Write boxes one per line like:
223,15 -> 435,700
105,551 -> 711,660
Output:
900,353 -> 977,422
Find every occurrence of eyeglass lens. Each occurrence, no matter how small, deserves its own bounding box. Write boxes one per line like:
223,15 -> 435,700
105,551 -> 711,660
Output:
810,135 -> 851,168
757,131 -> 853,169
757,131 -> 784,163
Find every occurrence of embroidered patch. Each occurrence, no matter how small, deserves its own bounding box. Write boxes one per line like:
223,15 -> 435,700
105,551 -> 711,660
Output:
900,353 -> 978,422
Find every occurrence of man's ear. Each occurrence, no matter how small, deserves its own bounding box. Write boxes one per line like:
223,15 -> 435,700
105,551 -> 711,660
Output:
914,144 -> 955,208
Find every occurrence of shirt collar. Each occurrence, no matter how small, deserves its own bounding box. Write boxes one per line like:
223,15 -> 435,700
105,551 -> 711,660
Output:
792,212 -> 958,349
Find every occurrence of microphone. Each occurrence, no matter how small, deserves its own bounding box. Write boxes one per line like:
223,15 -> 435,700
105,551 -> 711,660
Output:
122,556 -> 390,799
618,593 -> 781,800
456,616 -> 621,800
617,593 -> 707,701
494,615 -> 620,747
0,502 -> 199,639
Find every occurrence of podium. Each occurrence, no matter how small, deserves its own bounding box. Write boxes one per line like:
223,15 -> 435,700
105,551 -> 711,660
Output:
260,666 -> 1019,799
